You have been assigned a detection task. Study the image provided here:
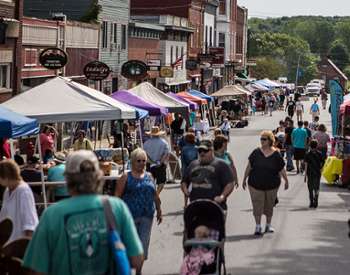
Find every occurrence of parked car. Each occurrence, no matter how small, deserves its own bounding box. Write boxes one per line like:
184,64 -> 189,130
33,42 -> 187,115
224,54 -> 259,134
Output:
311,79 -> 325,88
305,83 -> 322,96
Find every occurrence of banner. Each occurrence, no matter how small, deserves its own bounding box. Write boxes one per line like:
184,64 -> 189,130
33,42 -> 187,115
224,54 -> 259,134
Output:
330,80 -> 344,136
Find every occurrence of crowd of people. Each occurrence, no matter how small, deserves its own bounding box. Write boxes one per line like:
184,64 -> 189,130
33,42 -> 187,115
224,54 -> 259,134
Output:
0,90 -> 332,274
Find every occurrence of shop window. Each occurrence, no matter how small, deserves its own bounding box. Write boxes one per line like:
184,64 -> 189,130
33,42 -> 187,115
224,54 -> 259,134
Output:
113,23 -> 118,44
219,0 -> 226,15
121,24 -> 127,50
0,64 -> 11,89
102,21 -> 108,49
218,33 -> 225,48
24,49 -> 37,67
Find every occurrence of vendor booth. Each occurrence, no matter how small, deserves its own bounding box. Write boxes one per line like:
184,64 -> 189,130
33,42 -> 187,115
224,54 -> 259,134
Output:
1,77 -> 144,208
167,92 -> 198,111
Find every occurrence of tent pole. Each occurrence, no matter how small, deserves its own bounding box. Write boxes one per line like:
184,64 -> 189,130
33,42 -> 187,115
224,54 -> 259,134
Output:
120,121 -> 125,172
138,120 -> 143,148
37,134 -> 48,209
9,139 -> 15,160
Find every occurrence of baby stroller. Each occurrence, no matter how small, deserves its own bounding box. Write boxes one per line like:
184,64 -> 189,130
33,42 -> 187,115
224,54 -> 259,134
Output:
183,199 -> 226,275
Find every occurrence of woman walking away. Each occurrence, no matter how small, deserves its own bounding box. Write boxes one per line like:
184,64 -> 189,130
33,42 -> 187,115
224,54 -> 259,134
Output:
312,124 -> 330,160
295,99 -> 304,122
304,140 -> 325,208
243,131 -> 289,236
213,135 -> 239,189
116,148 -> 162,275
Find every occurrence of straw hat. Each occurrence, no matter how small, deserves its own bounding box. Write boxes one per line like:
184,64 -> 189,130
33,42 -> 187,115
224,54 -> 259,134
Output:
146,126 -> 165,137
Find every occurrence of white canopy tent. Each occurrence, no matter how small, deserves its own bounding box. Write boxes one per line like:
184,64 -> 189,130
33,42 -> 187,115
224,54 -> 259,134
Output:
2,77 -> 136,123
129,82 -> 188,113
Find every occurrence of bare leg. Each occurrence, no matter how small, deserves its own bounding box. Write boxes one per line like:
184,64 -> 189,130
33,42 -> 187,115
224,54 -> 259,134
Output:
157,184 -> 164,195
254,215 -> 262,225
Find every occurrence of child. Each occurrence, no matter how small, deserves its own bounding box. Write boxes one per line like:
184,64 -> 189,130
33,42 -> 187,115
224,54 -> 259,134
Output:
304,140 -> 325,208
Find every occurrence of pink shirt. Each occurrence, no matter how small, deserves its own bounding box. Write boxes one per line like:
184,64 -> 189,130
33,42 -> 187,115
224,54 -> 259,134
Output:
40,133 -> 54,154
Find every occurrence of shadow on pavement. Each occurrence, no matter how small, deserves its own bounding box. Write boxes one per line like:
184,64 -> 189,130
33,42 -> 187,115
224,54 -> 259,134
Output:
226,234 -> 258,242
163,210 -> 184,217
228,219 -> 350,275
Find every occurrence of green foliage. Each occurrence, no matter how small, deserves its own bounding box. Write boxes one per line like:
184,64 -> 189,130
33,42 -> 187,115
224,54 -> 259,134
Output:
247,16 -> 350,83
251,57 -> 287,80
80,0 -> 101,23
343,65 -> 350,79
329,40 -> 350,70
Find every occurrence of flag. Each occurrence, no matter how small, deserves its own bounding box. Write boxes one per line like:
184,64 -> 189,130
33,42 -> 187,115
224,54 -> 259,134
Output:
172,56 -> 183,68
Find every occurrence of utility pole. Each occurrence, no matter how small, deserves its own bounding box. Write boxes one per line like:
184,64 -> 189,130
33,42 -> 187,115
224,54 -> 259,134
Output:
295,54 -> 301,88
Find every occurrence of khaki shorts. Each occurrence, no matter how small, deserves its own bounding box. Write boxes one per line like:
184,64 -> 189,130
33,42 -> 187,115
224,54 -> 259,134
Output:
249,186 -> 278,218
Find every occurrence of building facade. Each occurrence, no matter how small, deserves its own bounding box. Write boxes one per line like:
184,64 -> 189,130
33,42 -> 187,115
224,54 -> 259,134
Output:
21,17 -> 99,88
0,0 -> 22,102
128,20 -> 164,88
235,5 -> 248,72
24,0 -> 129,93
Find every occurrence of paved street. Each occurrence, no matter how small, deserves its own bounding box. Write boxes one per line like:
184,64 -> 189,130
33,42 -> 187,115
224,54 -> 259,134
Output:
143,97 -> 350,275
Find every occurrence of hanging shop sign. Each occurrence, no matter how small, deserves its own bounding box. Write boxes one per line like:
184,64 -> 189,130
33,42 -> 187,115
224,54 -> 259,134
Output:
147,59 -> 161,67
121,60 -> 148,80
39,48 -> 68,70
209,47 -> 225,65
197,53 -> 214,64
83,61 -> 111,81
186,59 -> 199,71
160,66 -> 174,78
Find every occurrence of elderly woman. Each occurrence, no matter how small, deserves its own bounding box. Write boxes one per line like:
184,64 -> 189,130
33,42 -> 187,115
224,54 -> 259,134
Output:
243,131 -> 289,236
213,135 -> 239,189
116,148 -> 162,275
312,124 -> 330,159
23,150 -> 144,274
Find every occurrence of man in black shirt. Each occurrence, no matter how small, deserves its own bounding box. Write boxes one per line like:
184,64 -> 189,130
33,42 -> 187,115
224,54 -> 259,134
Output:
21,156 -> 42,195
181,140 -> 235,209
304,140 -> 325,208
284,120 -> 295,171
171,113 -> 185,155
285,97 -> 296,118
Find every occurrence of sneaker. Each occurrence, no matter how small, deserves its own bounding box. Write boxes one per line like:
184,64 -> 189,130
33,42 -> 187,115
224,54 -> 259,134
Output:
254,226 -> 263,236
265,225 -> 275,233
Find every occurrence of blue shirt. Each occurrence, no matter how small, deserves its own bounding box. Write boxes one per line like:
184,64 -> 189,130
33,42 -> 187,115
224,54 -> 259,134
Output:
143,137 -> 169,163
311,103 -> 319,112
292,128 -> 308,149
47,164 -> 68,197
122,172 -> 156,218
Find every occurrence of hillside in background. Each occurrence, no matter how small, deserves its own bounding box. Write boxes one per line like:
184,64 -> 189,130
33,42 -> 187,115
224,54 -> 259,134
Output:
248,16 -> 350,83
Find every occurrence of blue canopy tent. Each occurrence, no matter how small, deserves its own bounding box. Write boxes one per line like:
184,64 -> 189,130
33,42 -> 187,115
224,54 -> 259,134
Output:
254,79 -> 281,90
188,89 -> 214,102
0,106 -> 39,138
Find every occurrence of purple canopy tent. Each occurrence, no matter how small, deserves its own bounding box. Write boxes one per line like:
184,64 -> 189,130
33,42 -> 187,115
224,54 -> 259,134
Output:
167,92 -> 198,111
111,90 -> 168,116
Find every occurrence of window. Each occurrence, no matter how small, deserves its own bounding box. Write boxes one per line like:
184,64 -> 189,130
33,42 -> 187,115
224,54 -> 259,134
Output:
102,21 -> 108,49
176,46 -> 179,60
0,64 -> 10,89
218,33 -> 225,48
181,46 -> 184,69
121,24 -> 127,50
170,46 -> 173,65
113,23 -> 118,44
205,26 -> 208,49
209,27 -> 213,47
24,49 -> 37,67
219,0 -> 226,15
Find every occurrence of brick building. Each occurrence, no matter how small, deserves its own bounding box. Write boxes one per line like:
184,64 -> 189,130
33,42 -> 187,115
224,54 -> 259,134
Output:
21,17 -> 99,88
0,0 -> 22,102
128,21 -> 164,88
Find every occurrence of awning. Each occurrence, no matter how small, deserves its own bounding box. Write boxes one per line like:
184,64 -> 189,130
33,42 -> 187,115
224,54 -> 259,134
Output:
187,89 -> 214,103
211,85 -> 247,97
176,92 -> 207,105
167,92 -> 198,110
164,80 -> 191,86
0,106 -> 39,138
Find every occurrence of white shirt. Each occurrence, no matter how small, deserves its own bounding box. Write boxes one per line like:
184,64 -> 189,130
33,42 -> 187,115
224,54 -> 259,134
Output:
296,101 -> 304,111
0,182 -> 38,242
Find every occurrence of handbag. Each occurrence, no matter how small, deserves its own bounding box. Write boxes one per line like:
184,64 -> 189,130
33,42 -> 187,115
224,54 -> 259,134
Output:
102,196 -> 131,275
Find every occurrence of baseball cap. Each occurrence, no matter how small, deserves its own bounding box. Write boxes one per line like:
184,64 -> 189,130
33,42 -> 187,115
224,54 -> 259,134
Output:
65,150 -> 100,174
197,140 -> 213,151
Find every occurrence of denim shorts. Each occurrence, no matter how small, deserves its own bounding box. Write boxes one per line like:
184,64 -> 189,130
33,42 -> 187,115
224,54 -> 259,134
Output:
134,216 -> 154,259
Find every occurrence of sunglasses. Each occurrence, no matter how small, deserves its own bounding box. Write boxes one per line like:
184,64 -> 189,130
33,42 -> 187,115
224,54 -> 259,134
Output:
198,148 -> 210,154
136,159 -> 146,163
260,137 -> 268,141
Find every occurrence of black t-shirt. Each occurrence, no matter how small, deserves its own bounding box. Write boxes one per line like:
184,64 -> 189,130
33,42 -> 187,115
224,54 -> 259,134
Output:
285,126 -> 295,145
305,127 -> 312,139
248,148 -> 285,190
182,158 -> 234,209
305,150 -> 324,177
287,101 -> 296,112
171,119 -> 184,135
21,169 -> 42,182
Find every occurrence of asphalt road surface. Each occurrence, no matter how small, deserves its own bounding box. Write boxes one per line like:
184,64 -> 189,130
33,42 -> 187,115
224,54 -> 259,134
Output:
143,96 -> 350,275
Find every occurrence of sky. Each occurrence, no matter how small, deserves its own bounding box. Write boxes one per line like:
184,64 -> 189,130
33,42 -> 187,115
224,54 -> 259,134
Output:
238,0 -> 350,18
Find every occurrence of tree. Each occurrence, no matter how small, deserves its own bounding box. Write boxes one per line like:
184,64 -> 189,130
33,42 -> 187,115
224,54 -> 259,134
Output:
343,65 -> 350,79
328,40 -> 350,70
335,20 -> 350,52
251,57 -> 287,80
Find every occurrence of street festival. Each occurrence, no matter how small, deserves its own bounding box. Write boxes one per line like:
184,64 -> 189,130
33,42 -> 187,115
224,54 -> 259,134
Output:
0,0 -> 350,274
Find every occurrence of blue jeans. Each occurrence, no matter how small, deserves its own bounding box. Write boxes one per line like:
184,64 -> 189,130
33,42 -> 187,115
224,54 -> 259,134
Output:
134,216 -> 154,259
286,145 -> 294,170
